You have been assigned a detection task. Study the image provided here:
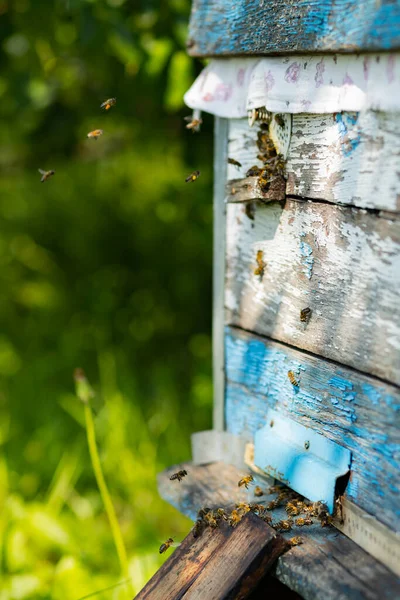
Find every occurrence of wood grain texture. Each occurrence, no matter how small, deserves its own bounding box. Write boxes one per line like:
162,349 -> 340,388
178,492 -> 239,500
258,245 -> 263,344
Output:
225,199 -> 400,384
227,116 -> 400,213
225,327 -> 400,531
227,176 -> 286,204
187,0 -> 400,56
136,511 -> 287,600
157,461 -> 400,600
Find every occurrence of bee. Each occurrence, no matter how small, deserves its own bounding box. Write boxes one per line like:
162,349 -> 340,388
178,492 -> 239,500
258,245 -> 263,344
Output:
204,512 -> 219,528
288,370 -> 299,387
159,537 -> 175,554
267,499 -> 280,511
263,514 -> 273,525
248,107 -> 270,127
38,169 -> 55,183
185,170 -> 200,183
300,307 -> 312,322
268,485 -> 284,495
215,508 -> 228,521
274,114 -> 286,128
249,504 -> 268,518
228,157 -> 242,168
169,469 -> 188,482
87,129 -> 104,140
303,517 -> 313,526
235,502 -> 251,515
100,97 -> 116,111
238,475 -> 254,489
275,519 -> 293,532
335,495 -> 344,525
254,250 -> 266,277
295,517 -> 305,527
197,507 -> 211,519
184,115 -> 202,133
285,502 -> 301,516
254,486 -> 264,497
246,165 -> 262,177
192,519 -> 205,538
289,536 -> 303,547
228,509 -> 243,527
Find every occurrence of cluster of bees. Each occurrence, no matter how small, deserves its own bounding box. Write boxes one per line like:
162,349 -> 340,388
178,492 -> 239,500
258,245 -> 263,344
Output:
159,469 -> 332,554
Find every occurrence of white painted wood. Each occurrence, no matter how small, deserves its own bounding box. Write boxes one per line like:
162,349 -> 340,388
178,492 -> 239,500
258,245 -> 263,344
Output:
225,199 -> 400,384
227,114 -> 400,213
191,430 -> 247,468
213,117 -> 228,431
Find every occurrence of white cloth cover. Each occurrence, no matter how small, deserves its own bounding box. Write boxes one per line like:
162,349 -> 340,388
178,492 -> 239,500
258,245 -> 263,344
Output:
184,55 -> 400,116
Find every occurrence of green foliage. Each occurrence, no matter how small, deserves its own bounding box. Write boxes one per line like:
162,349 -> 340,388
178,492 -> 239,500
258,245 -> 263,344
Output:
0,0 -> 213,597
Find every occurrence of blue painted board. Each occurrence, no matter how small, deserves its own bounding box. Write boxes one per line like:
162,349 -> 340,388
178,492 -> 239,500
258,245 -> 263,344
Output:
187,0 -> 400,56
225,327 -> 400,531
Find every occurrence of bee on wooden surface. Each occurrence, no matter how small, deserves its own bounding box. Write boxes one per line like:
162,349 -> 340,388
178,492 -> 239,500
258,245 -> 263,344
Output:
192,519 -> 205,538
159,537 -> 175,554
289,536 -> 303,547
235,502 -> 251,515
287,370 -> 299,387
204,512 -> 219,528
238,475 -> 254,489
246,165 -> 262,177
313,501 -> 332,526
275,519 -> 293,532
285,502 -> 301,516
38,168 -> 55,183
248,107 -> 270,127
87,129 -> 104,140
295,517 -> 305,527
100,97 -> 116,111
263,513 -> 273,525
184,115 -> 203,132
303,517 -> 313,526
169,469 -> 188,482
228,509 -> 243,527
215,508 -> 228,521
254,486 -> 264,497
274,114 -> 285,128
197,507 -> 212,519
249,504 -> 269,518
268,485 -> 285,495
300,307 -> 312,323
267,499 -> 280,511
185,170 -> 200,183
254,250 -> 266,277
228,157 -> 242,168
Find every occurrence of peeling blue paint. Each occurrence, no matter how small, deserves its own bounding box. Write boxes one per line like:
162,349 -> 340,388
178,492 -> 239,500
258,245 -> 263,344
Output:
299,240 -> 314,280
335,113 -> 361,157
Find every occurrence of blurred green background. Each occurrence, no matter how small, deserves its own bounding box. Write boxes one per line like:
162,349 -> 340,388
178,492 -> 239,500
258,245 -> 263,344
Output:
0,0 -> 213,597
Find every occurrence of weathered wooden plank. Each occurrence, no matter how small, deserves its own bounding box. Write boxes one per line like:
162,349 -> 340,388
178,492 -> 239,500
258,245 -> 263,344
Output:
187,0 -> 400,56
227,176 -> 286,204
225,199 -> 400,384
224,327 -> 400,532
227,116 -> 400,213
157,461 -> 400,599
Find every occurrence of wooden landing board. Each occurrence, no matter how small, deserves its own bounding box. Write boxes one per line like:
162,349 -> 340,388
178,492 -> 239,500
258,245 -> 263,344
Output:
225,199 -> 400,385
227,116 -> 400,213
225,327 -> 400,532
158,462 -> 400,600
187,0 -> 400,56
135,512 -> 287,600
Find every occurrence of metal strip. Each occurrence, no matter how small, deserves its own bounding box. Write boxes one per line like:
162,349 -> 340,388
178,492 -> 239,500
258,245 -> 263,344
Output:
212,117 -> 228,431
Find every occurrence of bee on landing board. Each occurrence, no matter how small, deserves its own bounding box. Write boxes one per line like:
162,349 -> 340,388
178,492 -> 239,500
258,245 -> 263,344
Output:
169,469 -> 188,482
100,98 -> 116,111
87,129 -> 104,140
185,170 -> 200,183
287,370 -> 299,387
289,536 -> 303,547
38,169 -> 55,182
159,537 -> 179,554
184,115 -> 203,132
300,307 -> 312,322
254,486 -> 264,497
238,475 -> 254,489
254,250 -> 266,277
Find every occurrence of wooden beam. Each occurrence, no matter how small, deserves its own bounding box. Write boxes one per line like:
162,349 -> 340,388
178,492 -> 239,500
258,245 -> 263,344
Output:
187,0 -> 400,56
225,199 -> 400,384
225,327 -> 400,532
157,461 -> 400,599
135,513 -> 288,599
227,117 -> 400,214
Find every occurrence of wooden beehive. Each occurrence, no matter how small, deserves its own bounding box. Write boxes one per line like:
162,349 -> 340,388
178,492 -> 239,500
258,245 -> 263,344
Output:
138,2 -> 400,598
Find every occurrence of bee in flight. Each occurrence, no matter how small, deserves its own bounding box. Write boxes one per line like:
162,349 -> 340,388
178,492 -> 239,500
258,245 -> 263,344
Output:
159,537 -> 179,554
169,469 -> 188,482
228,157 -> 242,168
87,129 -> 104,140
38,169 -> 55,183
185,170 -> 200,183
184,115 -> 203,132
238,474 -> 254,489
287,370 -> 299,387
101,98 -> 116,111
254,250 -> 266,277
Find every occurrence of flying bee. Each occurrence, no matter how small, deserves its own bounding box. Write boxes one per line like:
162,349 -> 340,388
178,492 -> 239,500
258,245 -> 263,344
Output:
169,469 -> 188,482
192,519 -> 205,538
254,250 -> 266,277
100,97 -> 116,111
38,169 -> 55,183
185,170 -> 200,183
159,537 -> 177,554
228,509 -> 242,527
87,129 -> 104,140
289,536 -> 303,547
300,307 -> 312,322
254,486 -> 264,497
287,370 -> 299,387
238,475 -> 254,489
246,165 -> 262,177
228,157 -> 242,168
184,115 -> 203,132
